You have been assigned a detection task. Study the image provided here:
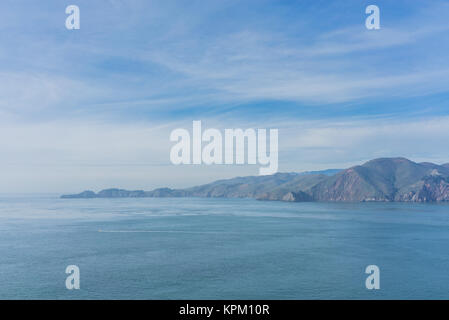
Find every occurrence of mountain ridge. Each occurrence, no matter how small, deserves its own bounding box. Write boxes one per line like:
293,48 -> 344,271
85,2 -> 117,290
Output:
61,158 -> 449,202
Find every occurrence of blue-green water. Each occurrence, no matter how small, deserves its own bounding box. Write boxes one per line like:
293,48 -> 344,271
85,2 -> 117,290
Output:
1,195 -> 449,299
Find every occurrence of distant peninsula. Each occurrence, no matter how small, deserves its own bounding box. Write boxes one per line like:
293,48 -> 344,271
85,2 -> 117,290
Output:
61,158 -> 449,202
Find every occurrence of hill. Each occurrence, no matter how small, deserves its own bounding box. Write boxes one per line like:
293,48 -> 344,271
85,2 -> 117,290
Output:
61,158 -> 449,202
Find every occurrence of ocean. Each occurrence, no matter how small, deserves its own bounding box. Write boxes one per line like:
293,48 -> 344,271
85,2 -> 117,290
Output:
1,194 -> 448,299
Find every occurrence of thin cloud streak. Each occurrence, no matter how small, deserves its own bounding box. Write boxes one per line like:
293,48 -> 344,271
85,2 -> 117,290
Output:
1,0 -> 449,191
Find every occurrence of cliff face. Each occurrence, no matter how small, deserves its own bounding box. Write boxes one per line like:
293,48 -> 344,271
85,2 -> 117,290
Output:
395,175 -> 449,202
310,167 -> 389,201
61,158 -> 449,203
265,158 -> 449,202
280,191 -> 314,202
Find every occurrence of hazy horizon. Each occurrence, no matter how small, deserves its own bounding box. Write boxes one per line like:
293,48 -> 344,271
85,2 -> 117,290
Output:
55,157 -> 449,195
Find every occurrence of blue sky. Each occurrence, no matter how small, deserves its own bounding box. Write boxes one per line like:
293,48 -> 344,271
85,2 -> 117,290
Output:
1,0 -> 449,192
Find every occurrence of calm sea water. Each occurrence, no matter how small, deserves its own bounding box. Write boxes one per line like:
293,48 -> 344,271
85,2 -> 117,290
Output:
0,194 -> 449,299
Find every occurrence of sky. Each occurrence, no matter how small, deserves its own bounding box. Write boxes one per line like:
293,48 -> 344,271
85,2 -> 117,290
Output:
1,0 -> 449,193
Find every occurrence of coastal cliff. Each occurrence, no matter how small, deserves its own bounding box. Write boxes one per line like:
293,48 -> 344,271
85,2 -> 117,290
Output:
62,158 -> 449,202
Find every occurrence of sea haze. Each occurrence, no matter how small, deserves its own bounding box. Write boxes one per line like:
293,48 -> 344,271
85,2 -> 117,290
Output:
1,194 -> 449,299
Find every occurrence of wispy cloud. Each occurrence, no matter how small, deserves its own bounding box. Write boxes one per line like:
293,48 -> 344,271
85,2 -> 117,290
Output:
1,0 -> 449,191
2,0 -> 449,117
